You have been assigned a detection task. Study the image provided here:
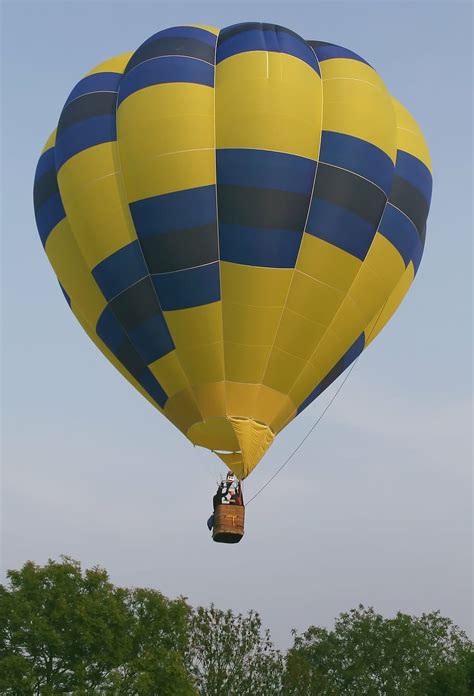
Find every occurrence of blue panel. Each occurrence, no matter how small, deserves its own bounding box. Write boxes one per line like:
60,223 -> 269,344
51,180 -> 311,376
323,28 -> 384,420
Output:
65,72 -> 121,107
218,27 -> 281,61
276,31 -> 320,74
306,197 -> 376,260
55,115 -> 116,170
59,282 -> 71,307
95,306 -> 171,400
395,150 -> 432,204
130,186 -> 217,237
34,166 -> 59,211
115,339 -> 147,381
96,305 -> 125,353
411,238 -> 424,274
297,333 -> 364,413
128,312 -> 175,364
217,26 -> 319,73
141,25 -> 218,47
125,33 -> 216,72
220,224 -> 302,268
117,56 -> 214,106
35,192 -> 66,246
309,41 -> 370,66
92,241 -> 148,301
153,262 -> 220,310
138,369 -> 168,408
217,149 -> 316,195
35,146 -> 56,180
379,203 -> 419,267
320,131 -> 394,196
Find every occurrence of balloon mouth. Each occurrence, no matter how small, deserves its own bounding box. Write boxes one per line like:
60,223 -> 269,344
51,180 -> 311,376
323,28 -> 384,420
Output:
187,417 -> 275,479
213,450 -> 244,479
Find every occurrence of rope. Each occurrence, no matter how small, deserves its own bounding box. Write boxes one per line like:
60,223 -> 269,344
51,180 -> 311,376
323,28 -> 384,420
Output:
246,301 -> 388,506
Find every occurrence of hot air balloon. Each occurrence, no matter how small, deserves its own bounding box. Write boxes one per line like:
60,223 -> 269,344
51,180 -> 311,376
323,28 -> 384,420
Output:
33,23 -> 432,543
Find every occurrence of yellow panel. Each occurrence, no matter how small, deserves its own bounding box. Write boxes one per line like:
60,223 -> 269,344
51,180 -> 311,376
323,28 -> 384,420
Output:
192,382 -> 226,420
58,145 -> 136,269
286,270 -> 345,326
364,233 -> 406,290
45,218 -> 106,327
221,262 -> 292,306
215,451 -> 245,479
287,236 -> 406,412
223,302 -> 282,346
263,347 -> 307,394
289,263 -> 403,410
58,141 -> 118,192
117,82 -> 215,201
164,302 -> 223,347
253,384 -> 297,433
290,328 -> 347,406
122,114 -> 214,157
224,382 -> 296,434
365,262 -> 415,346
346,237 -> 405,328
164,388 -> 202,433
392,97 -> 432,172
275,307 -> 326,360
322,77 -> 397,161
320,57 -> 387,90
224,342 -> 271,383
42,130 -> 56,154
149,351 -> 189,397
85,52 -> 133,76
187,417 -> 239,451
297,234 -> 361,292
346,265 -> 394,326
316,297 -> 362,364
225,382 -> 259,417
215,452 -> 242,465
123,149 -> 215,201
177,342 -> 225,385
118,83 -> 214,150
216,51 -> 322,159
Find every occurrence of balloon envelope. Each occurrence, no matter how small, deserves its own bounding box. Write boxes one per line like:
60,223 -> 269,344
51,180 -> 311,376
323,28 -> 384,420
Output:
34,23 -> 432,479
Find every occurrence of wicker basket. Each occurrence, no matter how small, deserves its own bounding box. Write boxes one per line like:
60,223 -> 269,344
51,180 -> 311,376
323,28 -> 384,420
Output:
212,504 -> 245,544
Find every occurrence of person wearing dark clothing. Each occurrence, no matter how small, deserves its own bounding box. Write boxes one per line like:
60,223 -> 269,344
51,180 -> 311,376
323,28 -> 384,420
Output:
207,471 -> 243,531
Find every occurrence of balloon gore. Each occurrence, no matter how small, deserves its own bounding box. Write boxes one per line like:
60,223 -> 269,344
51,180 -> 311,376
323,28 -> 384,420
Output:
33,23 -> 432,479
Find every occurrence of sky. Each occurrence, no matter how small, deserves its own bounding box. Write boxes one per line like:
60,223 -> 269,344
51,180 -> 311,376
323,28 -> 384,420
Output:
1,0 -> 472,648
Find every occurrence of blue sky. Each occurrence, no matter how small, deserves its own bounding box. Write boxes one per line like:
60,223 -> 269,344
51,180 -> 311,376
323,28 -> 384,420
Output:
2,1 -> 472,646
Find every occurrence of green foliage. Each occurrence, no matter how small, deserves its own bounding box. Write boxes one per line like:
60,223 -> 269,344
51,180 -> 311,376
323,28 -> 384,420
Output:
282,604 -> 474,695
188,604 -> 282,695
0,557 -> 195,695
1,560 -> 472,695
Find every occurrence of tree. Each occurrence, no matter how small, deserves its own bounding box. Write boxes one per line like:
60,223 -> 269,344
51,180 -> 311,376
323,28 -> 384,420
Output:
0,557 -> 196,695
188,604 -> 283,695
282,604 -> 473,695
108,586 -> 195,696
2,559 -> 472,696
